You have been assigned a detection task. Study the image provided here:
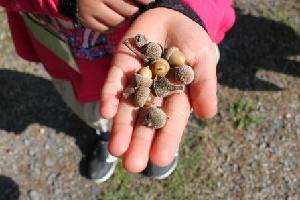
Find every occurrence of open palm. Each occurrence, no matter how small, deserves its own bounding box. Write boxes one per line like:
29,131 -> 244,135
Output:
100,8 -> 219,173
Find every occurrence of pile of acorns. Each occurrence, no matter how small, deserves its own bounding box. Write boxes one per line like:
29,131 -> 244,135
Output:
123,34 -> 195,129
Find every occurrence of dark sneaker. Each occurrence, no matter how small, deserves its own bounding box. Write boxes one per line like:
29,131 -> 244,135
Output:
141,152 -> 178,180
88,139 -> 118,183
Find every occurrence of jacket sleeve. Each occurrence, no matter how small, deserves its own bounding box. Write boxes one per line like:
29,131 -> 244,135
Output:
182,0 -> 236,43
0,0 -> 62,17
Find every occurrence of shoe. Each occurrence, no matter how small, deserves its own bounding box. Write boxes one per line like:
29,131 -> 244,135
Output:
141,152 -> 178,180
88,138 -> 118,183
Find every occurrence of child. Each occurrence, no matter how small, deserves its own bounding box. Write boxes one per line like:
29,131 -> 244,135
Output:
0,0 -> 235,182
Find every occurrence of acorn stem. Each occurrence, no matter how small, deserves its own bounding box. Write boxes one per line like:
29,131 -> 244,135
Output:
123,39 -> 149,63
167,85 -> 184,91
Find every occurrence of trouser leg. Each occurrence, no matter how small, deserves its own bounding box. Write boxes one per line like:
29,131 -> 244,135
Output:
52,79 -> 112,132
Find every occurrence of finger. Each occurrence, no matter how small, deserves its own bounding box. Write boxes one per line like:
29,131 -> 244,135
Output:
100,65 -> 130,119
134,0 -> 155,5
93,4 -> 125,28
100,48 -> 141,119
150,93 -> 190,167
105,1 -> 139,18
79,16 -> 109,32
108,99 -> 139,157
122,112 -> 155,173
189,45 -> 218,119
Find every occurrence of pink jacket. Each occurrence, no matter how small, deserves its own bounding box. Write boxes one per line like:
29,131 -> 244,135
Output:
0,0 -> 235,103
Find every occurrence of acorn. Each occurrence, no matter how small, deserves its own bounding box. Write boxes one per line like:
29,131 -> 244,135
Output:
137,66 -> 152,79
142,42 -> 163,61
135,86 -> 151,107
143,107 -> 167,129
150,58 -> 170,77
133,73 -> 153,88
144,93 -> 156,107
123,87 -> 136,99
134,34 -> 148,48
164,47 -> 186,66
154,76 -> 185,98
174,65 -> 195,85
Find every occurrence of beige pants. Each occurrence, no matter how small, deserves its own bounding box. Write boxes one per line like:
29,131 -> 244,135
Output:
53,79 -> 112,132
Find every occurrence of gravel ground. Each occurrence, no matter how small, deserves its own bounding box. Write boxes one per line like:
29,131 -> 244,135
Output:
0,0 -> 300,199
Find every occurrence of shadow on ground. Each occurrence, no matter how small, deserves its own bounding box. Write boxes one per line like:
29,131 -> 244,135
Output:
0,70 -> 98,178
219,12 -> 300,90
0,175 -> 20,200
0,13 -> 299,178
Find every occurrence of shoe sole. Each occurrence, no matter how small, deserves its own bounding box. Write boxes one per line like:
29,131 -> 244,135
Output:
93,160 -> 118,184
153,156 -> 178,180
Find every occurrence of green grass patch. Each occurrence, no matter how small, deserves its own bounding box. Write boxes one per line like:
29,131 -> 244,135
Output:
229,99 -> 264,130
102,125 -> 220,200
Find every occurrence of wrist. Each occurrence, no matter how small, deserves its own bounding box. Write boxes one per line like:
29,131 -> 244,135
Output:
133,0 -> 206,32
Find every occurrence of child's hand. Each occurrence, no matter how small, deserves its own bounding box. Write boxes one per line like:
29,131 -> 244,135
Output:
101,8 -> 218,172
78,0 -> 153,32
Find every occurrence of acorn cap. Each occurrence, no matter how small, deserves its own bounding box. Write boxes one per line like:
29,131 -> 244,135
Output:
134,73 -> 153,88
134,34 -> 148,48
174,65 -> 195,85
153,77 -> 185,98
143,107 -> 167,129
135,86 -> 151,107
123,87 -> 136,99
143,42 -> 163,61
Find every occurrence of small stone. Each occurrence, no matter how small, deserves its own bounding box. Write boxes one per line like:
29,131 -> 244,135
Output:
285,113 -> 292,119
45,157 -> 56,167
39,128 -> 45,134
28,190 -> 41,200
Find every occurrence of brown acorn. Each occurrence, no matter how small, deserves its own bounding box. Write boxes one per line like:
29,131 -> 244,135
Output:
133,73 -> 153,88
134,34 -> 148,48
134,86 -> 151,107
137,66 -> 152,79
150,58 -> 170,77
123,87 -> 136,99
153,77 -> 185,98
142,42 -> 163,61
143,107 -> 167,129
164,47 -> 186,66
174,65 -> 195,85
144,93 -> 156,107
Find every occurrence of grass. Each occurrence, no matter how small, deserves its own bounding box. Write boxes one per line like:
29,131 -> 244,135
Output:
101,121 -> 221,200
229,99 -> 264,130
